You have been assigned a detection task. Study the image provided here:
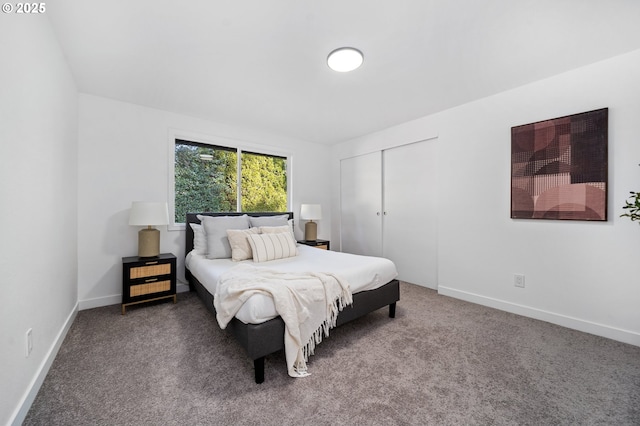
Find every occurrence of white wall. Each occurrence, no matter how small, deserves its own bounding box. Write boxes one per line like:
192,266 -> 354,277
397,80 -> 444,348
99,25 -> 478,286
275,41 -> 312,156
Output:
0,15 -> 79,425
332,49 -> 640,346
77,95 -> 332,308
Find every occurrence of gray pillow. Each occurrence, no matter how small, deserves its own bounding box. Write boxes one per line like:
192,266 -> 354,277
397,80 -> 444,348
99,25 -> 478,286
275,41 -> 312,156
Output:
201,215 -> 250,259
248,214 -> 289,228
189,223 -> 207,255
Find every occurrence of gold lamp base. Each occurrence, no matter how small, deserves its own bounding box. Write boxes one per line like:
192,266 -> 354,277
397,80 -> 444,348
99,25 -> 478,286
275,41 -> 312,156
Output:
138,227 -> 160,257
304,221 -> 317,241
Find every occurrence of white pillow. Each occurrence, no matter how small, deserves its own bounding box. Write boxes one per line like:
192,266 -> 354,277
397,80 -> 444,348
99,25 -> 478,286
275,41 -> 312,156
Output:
247,232 -> 298,263
248,214 -> 289,228
190,223 -> 207,255
227,227 -> 260,261
260,224 -> 295,242
201,215 -> 250,259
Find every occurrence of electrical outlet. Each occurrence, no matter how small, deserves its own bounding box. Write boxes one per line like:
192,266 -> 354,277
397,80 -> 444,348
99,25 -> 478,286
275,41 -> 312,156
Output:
26,328 -> 33,358
514,274 -> 525,288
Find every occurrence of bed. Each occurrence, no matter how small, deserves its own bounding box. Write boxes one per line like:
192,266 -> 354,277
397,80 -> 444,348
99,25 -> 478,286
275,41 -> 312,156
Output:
185,211 -> 400,383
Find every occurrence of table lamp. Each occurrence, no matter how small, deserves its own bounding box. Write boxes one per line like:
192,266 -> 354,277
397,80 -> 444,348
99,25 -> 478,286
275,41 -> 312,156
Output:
300,204 -> 321,241
129,201 -> 169,257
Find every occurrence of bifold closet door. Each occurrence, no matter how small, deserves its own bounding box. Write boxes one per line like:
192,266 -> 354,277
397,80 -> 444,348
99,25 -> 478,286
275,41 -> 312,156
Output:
383,140 -> 437,289
340,151 -> 382,257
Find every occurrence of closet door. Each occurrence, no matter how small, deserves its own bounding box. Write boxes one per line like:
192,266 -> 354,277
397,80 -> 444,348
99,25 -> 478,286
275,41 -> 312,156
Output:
340,151 -> 382,257
383,140 -> 438,289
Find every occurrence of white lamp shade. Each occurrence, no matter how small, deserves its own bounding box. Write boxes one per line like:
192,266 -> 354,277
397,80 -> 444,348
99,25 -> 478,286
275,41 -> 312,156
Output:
129,202 -> 169,226
300,204 -> 322,221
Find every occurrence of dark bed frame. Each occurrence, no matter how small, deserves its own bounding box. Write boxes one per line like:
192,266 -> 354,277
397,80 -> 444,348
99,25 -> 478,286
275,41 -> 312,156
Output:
185,212 -> 400,383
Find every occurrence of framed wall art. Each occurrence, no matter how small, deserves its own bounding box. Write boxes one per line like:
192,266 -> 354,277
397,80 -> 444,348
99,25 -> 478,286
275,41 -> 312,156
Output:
511,108 -> 608,221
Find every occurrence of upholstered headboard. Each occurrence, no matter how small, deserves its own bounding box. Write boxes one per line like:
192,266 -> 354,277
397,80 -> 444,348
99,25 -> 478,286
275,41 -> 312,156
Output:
184,211 -> 294,258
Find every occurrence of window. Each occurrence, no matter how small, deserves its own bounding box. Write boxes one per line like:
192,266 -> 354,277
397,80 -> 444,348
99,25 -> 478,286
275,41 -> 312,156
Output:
173,139 -> 288,224
241,151 -> 287,212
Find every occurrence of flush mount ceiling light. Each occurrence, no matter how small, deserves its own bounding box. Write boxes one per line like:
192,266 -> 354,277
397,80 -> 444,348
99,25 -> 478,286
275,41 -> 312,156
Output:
327,47 -> 364,72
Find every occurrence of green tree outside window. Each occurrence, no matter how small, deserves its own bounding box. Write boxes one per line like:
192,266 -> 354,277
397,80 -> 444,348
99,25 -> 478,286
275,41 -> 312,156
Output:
241,151 -> 287,212
174,140 -> 287,223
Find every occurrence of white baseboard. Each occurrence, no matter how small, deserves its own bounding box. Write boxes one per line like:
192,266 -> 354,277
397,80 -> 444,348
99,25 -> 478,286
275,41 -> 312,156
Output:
10,302 -> 78,426
78,280 -> 191,311
438,286 -> 640,347
78,294 -> 121,310
177,280 -> 190,293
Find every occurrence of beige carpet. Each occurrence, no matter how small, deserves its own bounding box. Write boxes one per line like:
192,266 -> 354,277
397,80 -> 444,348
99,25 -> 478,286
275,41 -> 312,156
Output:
24,282 -> 640,425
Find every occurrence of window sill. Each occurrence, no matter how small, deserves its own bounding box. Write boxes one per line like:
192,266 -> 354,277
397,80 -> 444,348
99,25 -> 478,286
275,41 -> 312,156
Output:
168,223 -> 186,232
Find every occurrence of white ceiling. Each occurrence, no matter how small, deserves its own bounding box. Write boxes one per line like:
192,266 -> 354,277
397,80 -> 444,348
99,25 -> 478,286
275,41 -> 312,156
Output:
48,1 -> 640,145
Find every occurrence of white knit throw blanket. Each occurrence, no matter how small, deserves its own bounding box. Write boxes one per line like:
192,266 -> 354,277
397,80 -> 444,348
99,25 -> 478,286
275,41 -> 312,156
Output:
214,263 -> 353,377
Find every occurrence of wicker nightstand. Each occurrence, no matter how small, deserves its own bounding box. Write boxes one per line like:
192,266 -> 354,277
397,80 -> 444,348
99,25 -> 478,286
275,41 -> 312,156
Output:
121,253 -> 176,314
297,239 -> 330,250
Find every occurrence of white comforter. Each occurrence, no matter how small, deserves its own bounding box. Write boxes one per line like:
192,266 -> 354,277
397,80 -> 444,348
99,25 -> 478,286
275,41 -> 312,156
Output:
186,245 -> 398,324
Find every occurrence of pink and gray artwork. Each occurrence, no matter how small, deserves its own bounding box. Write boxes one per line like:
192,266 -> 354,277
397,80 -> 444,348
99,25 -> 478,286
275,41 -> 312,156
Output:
511,108 -> 608,221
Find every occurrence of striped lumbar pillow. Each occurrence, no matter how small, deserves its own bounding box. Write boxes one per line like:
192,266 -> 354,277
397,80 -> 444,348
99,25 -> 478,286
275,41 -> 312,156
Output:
247,232 -> 298,263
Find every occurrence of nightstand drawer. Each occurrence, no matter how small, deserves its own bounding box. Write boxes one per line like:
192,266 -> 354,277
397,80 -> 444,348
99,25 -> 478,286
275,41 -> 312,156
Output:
129,263 -> 171,279
129,279 -> 171,297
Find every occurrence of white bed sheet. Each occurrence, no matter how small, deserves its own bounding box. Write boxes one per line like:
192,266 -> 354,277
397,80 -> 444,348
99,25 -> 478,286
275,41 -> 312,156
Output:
186,244 -> 398,324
